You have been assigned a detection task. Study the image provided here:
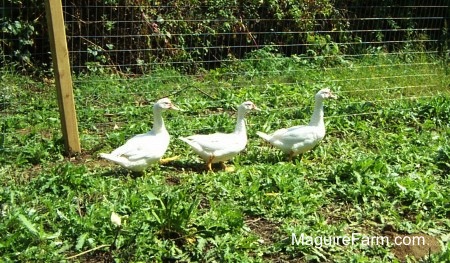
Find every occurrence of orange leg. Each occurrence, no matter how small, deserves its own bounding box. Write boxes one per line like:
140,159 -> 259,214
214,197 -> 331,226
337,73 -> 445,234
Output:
207,162 -> 212,171
159,155 -> 180,164
206,155 -> 214,171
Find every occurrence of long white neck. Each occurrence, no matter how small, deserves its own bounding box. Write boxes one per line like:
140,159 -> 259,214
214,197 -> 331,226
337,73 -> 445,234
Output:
233,109 -> 247,136
308,98 -> 324,127
152,108 -> 166,133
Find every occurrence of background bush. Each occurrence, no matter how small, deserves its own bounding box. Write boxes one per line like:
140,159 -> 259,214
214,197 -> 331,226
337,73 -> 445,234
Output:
0,0 -> 448,74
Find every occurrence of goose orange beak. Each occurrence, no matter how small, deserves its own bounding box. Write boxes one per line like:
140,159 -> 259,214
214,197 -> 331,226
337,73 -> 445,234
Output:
170,104 -> 182,111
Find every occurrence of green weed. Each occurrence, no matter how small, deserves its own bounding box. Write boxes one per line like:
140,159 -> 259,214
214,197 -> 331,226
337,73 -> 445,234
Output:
1,54 -> 449,262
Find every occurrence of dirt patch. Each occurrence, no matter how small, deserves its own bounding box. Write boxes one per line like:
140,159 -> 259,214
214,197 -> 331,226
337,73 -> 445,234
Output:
67,150 -> 135,175
245,216 -> 282,245
165,175 -> 181,185
198,197 -> 210,209
245,216 -> 303,262
74,250 -> 114,263
70,154 -> 123,177
384,231 -> 441,262
27,164 -> 43,180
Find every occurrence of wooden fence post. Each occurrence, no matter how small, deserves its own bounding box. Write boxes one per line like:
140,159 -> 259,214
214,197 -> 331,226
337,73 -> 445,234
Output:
44,0 -> 81,154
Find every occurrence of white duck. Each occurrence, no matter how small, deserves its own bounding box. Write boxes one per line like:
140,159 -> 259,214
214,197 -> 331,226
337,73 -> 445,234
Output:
179,101 -> 259,171
257,88 -> 337,161
99,98 -> 180,172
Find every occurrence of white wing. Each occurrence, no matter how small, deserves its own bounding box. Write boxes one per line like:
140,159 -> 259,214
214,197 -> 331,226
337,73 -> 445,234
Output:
184,133 -> 241,152
110,132 -> 169,160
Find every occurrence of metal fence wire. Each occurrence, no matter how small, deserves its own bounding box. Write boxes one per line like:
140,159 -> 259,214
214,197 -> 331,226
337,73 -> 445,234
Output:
57,1 -> 449,134
0,1 -> 449,151
63,1 -> 448,74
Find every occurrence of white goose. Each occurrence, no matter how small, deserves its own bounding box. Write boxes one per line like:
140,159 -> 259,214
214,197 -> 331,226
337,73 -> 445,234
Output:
100,98 -> 180,172
257,88 -> 337,161
179,101 -> 259,171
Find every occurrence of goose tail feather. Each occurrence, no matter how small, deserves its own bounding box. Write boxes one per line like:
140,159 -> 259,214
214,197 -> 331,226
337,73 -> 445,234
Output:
256,131 -> 272,142
100,153 -> 129,166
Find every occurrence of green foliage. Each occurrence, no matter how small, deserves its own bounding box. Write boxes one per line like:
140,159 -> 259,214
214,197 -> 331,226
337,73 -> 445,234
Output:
63,0 -> 343,74
435,144 -> 450,177
0,0 -> 47,74
150,189 -> 199,240
1,53 -> 449,262
2,1 -> 446,74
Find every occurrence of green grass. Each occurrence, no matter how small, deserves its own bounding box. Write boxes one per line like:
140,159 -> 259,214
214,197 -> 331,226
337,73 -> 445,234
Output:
1,53 -> 450,262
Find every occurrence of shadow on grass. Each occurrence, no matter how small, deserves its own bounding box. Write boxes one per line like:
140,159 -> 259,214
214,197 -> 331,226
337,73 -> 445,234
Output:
99,167 -> 145,179
161,159 -> 234,174
160,159 -> 205,172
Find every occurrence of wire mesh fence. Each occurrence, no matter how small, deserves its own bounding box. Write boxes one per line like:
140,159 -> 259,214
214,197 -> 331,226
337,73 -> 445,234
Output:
63,2 -> 447,73
1,0 -> 52,154
1,1 -> 449,152
58,1 -> 449,136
